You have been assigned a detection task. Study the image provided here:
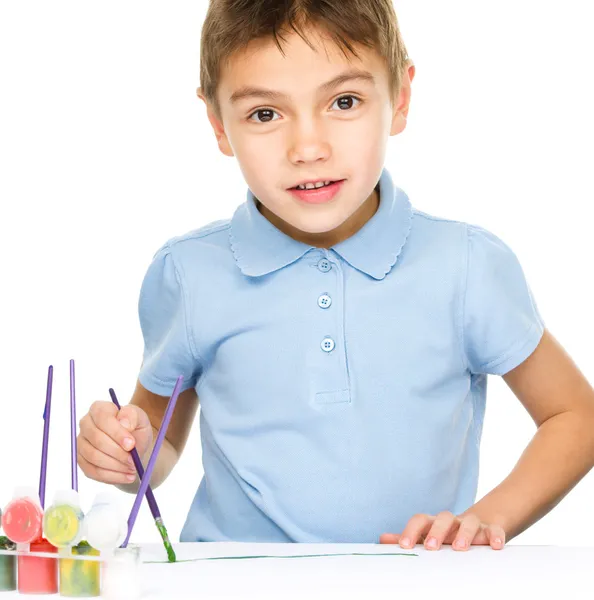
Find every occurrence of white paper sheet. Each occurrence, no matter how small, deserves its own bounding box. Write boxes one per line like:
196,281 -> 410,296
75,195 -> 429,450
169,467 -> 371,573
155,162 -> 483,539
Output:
1,543 -> 590,599
138,542 -> 591,599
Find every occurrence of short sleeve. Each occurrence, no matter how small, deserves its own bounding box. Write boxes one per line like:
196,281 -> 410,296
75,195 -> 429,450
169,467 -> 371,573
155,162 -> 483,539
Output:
137,244 -> 201,396
463,225 -> 545,375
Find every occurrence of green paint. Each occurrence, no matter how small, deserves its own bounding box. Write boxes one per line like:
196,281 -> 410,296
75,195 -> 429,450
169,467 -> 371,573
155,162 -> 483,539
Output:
0,537 -> 16,592
145,551 -> 417,564
59,541 -> 100,597
155,518 -> 176,563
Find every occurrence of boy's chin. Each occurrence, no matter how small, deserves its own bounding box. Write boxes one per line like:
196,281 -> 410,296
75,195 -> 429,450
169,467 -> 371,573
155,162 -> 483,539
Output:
291,216 -> 349,236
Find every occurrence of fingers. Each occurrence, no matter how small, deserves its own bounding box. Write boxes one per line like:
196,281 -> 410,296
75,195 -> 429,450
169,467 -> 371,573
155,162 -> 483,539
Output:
79,412 -> 134,467
424,511 -> 459,550
116,404 -> 150,434
379,533 -> 401,545
78,436 -> 136,476
486,524 -> 506,550
381,513 -> 506,552
451,513 -> 482,551
78,453 -> 137,485
89,401 -> 137,451
77,401 -> 142,485
398,514 -> 434,549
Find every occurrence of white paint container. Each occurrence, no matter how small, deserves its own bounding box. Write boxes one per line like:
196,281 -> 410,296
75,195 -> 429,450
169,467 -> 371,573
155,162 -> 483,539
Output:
101,544 -> 141,600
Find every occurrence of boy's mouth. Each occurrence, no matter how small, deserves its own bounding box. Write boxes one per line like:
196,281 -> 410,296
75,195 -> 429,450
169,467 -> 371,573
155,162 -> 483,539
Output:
287,179 -> 346,204
289,179 -> 345,191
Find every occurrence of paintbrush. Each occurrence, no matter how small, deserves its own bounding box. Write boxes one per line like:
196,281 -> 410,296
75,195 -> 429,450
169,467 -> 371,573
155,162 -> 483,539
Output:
70,359 -> 78,492
121,376 -> 183,552
39,365 -> 53,508
109,388 -> 176,562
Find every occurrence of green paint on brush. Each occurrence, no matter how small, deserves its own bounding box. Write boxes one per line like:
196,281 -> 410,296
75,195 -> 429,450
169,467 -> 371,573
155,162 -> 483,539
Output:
145,551 -> 417,564
155,518 -> 176,563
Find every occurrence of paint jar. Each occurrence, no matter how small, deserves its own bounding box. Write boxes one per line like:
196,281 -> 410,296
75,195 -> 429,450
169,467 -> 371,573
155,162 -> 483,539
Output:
0,537 -> 17,592
17,537 -> 58,595
1,487 -> 43,544
83,493 -> 127,552
43,490 -> 84,549
101,544 -> 141,600
59,541 -> 100,597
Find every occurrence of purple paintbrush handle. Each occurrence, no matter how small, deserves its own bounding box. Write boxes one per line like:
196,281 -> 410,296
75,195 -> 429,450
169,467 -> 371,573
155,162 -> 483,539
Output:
70,359 -> 78,492
121,376 -> 184,547
39,365 -> 53,509
108,388 -> 161,519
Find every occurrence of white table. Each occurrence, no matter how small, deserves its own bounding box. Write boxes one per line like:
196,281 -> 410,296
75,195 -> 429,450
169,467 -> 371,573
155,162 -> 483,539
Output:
2,542 -> 591,598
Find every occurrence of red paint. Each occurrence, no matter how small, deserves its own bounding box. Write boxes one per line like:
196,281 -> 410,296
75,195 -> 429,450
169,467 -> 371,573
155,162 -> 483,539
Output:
18,538 -> 58,595
288,179 -> 345,204
1,498 -> 43,544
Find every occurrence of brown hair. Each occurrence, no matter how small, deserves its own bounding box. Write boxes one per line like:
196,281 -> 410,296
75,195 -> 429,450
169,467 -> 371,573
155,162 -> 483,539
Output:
199,0 -> 409,119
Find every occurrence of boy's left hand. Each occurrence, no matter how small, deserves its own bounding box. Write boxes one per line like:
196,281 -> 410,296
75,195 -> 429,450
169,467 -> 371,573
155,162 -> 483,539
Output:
379,511 -> 506,551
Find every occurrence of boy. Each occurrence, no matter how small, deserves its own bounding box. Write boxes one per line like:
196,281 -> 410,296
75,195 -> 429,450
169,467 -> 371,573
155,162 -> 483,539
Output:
78,0 -> 594,550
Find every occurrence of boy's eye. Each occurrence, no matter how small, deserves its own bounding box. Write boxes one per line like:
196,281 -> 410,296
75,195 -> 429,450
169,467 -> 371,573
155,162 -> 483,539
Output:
247,95 -> 362,123
248,108 -> 280,123
330,95 -> 362,111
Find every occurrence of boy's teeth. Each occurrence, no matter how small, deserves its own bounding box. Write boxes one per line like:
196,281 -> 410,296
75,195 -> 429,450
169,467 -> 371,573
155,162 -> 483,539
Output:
297,181 -> 332,190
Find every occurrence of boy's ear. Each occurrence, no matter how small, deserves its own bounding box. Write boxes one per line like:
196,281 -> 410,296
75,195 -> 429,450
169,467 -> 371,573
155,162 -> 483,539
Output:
196,87 -> 235,157
390,61 -> 415,136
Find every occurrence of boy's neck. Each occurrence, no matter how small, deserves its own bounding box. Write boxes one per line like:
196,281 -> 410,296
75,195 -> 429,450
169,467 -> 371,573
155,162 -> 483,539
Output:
256,186 -> 380,249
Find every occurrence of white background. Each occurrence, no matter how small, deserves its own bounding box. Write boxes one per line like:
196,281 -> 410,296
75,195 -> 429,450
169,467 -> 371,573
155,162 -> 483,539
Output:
0,1 -> 592,547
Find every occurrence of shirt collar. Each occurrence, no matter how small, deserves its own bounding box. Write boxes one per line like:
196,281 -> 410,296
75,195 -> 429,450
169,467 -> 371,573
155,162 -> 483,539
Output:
229,167 -> 413,280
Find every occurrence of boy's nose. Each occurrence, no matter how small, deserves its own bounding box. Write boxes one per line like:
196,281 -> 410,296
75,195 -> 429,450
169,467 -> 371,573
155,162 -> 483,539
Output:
288,123 -> 331,164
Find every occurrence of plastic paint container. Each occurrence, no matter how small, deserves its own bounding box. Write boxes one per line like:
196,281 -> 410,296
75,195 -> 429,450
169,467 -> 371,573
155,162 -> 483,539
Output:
1,487 -> 43,545
17,537 -> 58,595
43,490 -> 84,549
59,541 -> 100,597
101,544 -> 141,600
84,493 -> 128,552
0,537 -> 17,592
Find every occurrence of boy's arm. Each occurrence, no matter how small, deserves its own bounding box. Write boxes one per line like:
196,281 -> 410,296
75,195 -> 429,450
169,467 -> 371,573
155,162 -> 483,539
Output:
381,329 -> 594,549
460,329 -> 594,539
116,380 -> 199,493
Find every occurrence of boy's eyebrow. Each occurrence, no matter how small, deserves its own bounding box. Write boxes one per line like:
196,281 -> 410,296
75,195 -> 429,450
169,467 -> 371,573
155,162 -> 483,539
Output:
228,68 -> 376,105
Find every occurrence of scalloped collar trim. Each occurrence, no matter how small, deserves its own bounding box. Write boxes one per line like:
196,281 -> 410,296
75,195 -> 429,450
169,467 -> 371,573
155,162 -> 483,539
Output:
229,167 -> 413,280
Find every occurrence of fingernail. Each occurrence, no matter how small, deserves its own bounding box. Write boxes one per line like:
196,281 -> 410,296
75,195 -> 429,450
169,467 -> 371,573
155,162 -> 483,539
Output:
400,537 -> 411,548
126,474 -> 136,482
494,538 -> 503,546
426,537 -> 438,549
455,538 -> 467,549
120,419 -> 131,431
128,457 -> 135,467
123,438 -> 134,450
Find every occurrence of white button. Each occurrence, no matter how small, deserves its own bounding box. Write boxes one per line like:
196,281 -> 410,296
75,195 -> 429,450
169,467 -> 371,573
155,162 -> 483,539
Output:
317,259 -> 332,272
318,294 -> 332,309
321,337 -> 335,352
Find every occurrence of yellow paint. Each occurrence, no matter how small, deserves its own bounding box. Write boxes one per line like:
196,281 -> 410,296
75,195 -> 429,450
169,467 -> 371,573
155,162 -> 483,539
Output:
43,505 -> 82,548
59,543 -> 100,597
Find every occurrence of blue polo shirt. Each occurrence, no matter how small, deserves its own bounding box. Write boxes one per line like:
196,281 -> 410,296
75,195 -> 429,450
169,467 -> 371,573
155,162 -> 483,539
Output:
138,167 -> 545,543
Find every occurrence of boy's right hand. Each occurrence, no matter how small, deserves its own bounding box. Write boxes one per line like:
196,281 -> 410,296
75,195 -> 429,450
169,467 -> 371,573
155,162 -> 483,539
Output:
78,401 -> 154,485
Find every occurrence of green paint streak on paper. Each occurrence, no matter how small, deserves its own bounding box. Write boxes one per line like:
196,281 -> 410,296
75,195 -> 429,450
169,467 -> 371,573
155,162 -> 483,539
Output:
145,552 -> 417,564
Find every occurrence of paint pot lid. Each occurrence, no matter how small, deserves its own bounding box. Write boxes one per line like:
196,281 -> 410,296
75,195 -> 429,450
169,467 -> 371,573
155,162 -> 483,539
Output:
12,486 -> 40,503
92,491 -> 121,508
52,489 -> 81,509
90,492 -> 127,521
85,513 -> 127,551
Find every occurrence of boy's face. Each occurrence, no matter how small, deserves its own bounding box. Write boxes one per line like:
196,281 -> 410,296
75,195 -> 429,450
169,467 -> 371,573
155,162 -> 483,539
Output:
199,26 -> 414,246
